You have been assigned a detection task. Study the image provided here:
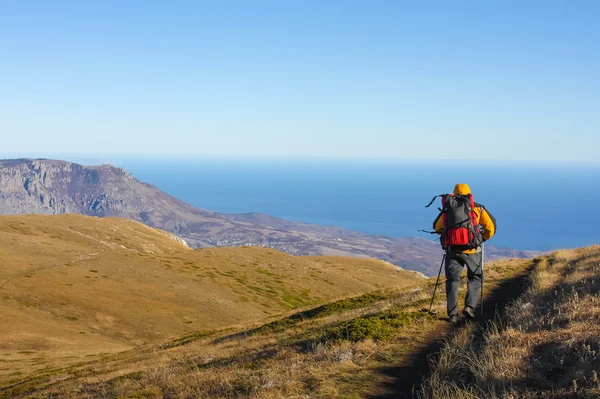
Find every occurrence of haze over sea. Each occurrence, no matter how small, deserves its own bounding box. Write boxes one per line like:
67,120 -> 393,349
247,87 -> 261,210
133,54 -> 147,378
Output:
80,157 -> 600,252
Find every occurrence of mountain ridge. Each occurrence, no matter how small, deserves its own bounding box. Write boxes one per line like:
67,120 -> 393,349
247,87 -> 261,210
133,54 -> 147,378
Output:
0,158 -> 541,275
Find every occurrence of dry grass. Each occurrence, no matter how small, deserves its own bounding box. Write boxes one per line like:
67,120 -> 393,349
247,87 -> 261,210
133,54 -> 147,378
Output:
420,246 -> 600,398
0,214 -> 425,386
0,214 -> 534,398
1,283 -> 438,398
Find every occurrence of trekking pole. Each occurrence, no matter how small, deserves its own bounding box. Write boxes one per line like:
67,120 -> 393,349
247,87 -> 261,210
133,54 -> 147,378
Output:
428,252 -> 446,313
480,243 -> 485,318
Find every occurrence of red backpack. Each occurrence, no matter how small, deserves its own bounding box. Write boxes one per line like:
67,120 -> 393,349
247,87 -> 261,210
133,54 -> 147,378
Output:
426,193 -> 483,251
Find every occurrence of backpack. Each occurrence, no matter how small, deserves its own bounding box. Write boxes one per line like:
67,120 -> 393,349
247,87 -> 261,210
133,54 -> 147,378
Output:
425,193 -> 483,251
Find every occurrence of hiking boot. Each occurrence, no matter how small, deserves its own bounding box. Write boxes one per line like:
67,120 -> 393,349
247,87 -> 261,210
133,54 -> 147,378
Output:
463,306 -> 476,320
448,315 -> 458,324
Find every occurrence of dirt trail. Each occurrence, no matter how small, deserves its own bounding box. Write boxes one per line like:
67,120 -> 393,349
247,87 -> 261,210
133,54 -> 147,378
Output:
368,266 -> 533,399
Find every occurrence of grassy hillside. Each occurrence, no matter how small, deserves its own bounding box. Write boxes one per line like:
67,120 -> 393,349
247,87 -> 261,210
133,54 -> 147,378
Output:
421,246 -> 600,398
0,214 -> 424,387
0,219 -> 535,398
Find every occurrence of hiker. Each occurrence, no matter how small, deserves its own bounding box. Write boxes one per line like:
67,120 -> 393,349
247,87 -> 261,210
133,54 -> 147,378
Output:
432,184 -> 496,323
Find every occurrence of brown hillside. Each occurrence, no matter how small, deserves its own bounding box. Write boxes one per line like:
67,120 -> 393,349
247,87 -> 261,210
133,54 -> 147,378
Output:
0,214 -> 423,382
0,241 -> 535,399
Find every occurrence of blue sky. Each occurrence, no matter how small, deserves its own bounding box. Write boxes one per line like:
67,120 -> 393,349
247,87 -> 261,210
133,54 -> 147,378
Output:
1,1 -> 599,162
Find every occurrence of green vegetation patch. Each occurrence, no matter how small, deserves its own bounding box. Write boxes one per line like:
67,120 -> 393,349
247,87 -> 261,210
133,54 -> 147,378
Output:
253,290 -> 393,335
331,309 -> 432,342
160,330 -> 218,349
18,300 -> 38,308
256,268 -> 277,277
313,291 -> 392,316
235,277 -> 248,285
279,288 -> 314,309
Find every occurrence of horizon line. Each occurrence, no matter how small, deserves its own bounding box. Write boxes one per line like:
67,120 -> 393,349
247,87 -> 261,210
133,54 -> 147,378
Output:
1,153 -> 600,167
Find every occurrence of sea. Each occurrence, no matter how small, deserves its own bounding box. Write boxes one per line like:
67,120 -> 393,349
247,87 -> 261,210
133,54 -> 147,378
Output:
88,157 -> 600,252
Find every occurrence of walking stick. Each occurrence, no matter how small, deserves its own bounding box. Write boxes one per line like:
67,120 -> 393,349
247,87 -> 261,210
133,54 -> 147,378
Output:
428,252 -> 447,313
480,243 -> 485,318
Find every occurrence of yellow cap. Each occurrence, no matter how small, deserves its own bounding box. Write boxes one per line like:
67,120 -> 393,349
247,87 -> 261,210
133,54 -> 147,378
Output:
453,183 -> 472,195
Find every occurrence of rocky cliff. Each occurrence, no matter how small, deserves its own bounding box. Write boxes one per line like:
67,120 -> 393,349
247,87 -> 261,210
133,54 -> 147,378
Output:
1,159 -> 136,214
0,159 -> 541,275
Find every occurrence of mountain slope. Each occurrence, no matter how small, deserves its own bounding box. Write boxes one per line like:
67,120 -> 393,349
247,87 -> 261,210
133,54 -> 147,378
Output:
0,230 -> 537,399
0,214 -> 424,382
0,159 -> 540,274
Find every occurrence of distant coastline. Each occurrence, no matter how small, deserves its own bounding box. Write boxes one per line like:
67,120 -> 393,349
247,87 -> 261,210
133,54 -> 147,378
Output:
103,157 -> 600,252
2,155 -> 598,251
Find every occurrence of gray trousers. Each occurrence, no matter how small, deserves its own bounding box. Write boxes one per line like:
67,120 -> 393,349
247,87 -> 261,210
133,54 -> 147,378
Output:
445,251 -> 483,317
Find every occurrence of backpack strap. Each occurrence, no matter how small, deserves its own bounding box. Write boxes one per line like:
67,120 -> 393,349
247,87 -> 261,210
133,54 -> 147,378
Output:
424,194 -> 446,208
467,194 -> 475,211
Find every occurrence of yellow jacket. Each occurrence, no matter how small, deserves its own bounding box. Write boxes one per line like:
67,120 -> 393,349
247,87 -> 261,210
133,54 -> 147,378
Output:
433,184 -> 496,254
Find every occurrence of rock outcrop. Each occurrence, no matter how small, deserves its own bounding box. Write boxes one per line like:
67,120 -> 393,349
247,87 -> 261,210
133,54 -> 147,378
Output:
0,159 -> 136,215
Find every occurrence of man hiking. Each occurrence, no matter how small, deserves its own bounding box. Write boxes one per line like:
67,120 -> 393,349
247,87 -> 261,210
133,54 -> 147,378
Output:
433,183 -> 496,323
